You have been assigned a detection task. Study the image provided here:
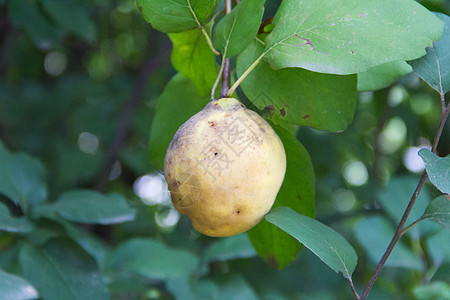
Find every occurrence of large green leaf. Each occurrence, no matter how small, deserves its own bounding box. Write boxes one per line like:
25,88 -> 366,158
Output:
357,61 -> 412,91
41,0 -> 96,42
414,282 -> 450,300
426,229 -> 450,265
149,73 -> 209,170
422,195 -> 450,230
0,141 -> 47,211
237,40 -> 357,131
108,238 -> 199,280
0,202 -> 34,233
19,239 -> 110,300
263,0 -> 443,74
0,269 -> 38,300
419,149 -> 450,194
409,13 -> 450,94
48,190 -> 136,225
266,207 -> 357,279
354,216 -> 422,269
212,0 -> 265,58
137,0 -> 220,33
169,28 -> 217,95
202,233 -> 256,263
248,125 -> 315,269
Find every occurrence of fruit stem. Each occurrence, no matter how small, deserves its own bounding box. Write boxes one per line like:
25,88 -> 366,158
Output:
226,50 -> 265,97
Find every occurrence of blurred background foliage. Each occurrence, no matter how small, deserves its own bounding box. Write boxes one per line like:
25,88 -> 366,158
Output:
0,0 -> 449,299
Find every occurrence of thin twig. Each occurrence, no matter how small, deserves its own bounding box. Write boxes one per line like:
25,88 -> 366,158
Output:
360,92 -> 450,299
95,37 -> 170,192
349,278 -> 360,300
219,0 -> 232,98
400,217 -> 424,237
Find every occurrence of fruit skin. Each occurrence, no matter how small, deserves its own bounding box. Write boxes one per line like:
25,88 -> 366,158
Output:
164,98 -> 286,237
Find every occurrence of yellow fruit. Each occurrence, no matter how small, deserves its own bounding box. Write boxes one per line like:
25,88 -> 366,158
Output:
164,98 -> 286,237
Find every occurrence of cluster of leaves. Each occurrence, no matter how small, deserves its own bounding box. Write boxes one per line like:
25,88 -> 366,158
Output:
0,0 -> 449,299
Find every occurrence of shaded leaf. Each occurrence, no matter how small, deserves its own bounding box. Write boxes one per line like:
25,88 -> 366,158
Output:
266,207 -> 357,279
357,61 -> 412,91
248,125 -> 315,269
41,0 -> 96,42
169,28 -> 217,95
8,0 -> 61,48
354,216 -> 422,269
423,195 -> 450,229
414,281 -> 450,300
264,0 -> 443,74
0,202 -> 34,233
108,238 -> 199,280
378,176 -> 435,237
0,269 -> 38,300
237,40 -> 357,131
212,273 -> 259,300
19,239 -> 110,300
137,0 -> 220,33
409,13 -> 450,94
203,233 -> 256,263
426,229 -> 450,266
419,149 -> 450,194
49,190 -> 136,225
0,141 -> 47,211
149,73 -> 208,170
212,0 -> 265,58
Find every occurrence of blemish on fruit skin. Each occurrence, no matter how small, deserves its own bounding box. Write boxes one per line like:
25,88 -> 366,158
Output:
208,121 -> 215,127
280,108 -> 286,117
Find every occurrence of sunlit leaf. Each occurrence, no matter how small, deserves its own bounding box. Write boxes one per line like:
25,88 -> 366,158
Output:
263,0 -> 443,74
212,0 -> 265,58
137,0 -> 220,33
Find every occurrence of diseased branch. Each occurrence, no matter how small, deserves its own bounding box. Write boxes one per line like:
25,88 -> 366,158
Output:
95,37 -> 170,192
360,92 -> 450,299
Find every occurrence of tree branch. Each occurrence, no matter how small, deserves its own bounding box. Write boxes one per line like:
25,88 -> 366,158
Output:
360,92 -> 450,299
219,0 -> 232,98
95,37 -> 170,192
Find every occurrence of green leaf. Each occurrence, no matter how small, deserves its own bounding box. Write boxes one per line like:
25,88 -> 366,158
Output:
422,195 -> 450,230
248,125 -> 315,269
357,61 -> 412,91
266,207 -> 357,279
409,13 -> 450,94
169,28 -> 217,96
212,274 -> 259,300
0,141 -> 47,211
212,0 -> 265,58
0,269 -> 38,300
137,0 -> 220,33
149,73 -> 209,170
19,239 -> 110,300
8,0 -> 61,48
202,233 -> 256,263
0,202 -> 34,233
263,0 -> 444,74
378,176 -> 434,236
237,40 -> 357,131
354,216 -> 422,269
48,190 -> 136,225
41,0 -> 96,42
419,149 -> 450,194
108,238 -> 199,280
